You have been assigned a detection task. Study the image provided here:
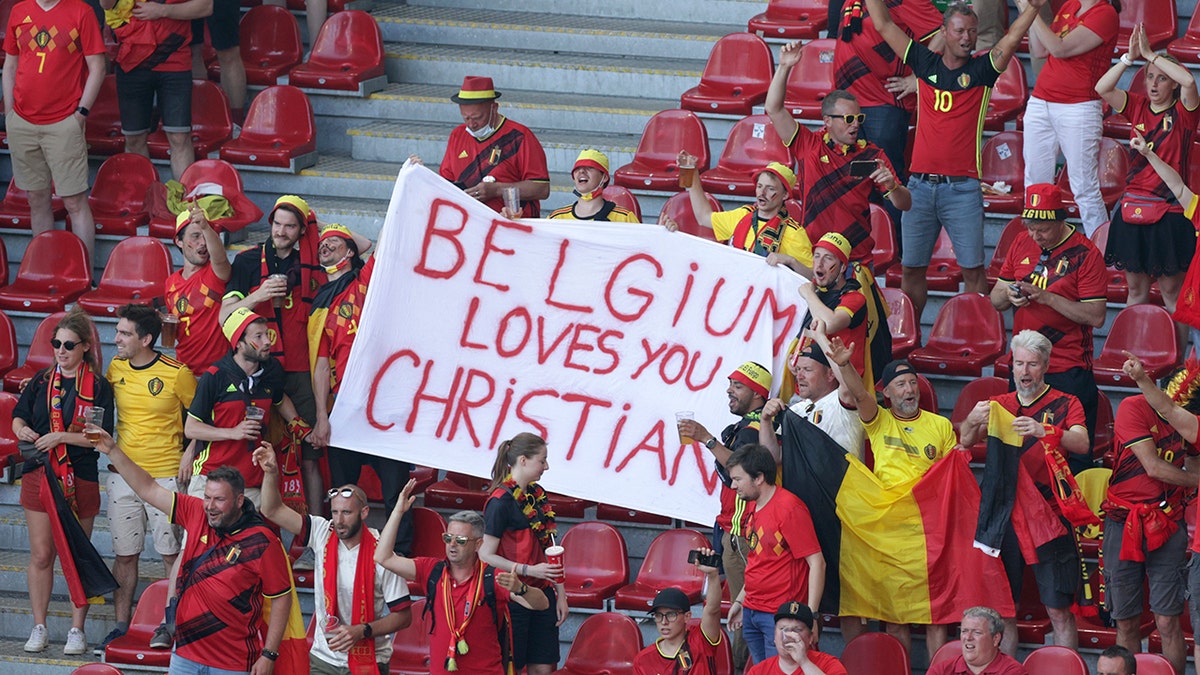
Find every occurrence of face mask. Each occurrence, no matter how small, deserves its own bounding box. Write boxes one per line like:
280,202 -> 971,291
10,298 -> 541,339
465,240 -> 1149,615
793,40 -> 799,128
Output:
466,124 -> 494,140
573,188 -> 603,201
324,255 -> 351,275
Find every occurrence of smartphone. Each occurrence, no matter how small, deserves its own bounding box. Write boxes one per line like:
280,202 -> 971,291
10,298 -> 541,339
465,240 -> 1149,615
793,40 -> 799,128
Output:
687,550 -> 721,567
849,160 -> 877,178
1008,283 -> 1028,297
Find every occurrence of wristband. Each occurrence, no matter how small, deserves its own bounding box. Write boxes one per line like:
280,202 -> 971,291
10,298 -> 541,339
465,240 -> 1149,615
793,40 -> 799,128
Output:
1119,53 -> 1134,66
75,106 -> 89,117
261,648 -> 279,661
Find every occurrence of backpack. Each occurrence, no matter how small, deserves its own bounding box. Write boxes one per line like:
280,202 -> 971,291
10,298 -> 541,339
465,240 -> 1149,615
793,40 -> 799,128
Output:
423,560 -> 513,674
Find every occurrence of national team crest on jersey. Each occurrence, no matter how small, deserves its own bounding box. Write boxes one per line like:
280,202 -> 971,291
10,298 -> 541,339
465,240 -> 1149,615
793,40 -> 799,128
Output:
957,73 -> 971,88
811,410 -> 823,425
33,28 -> 50,49
1163,114 -> 1174,132
147,377 -> 164,396
923,444 -> 936,459
337,301 -> 353,319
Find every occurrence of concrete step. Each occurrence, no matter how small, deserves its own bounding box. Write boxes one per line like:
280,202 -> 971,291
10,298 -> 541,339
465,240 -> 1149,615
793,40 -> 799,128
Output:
408,0 -> 762,26
0,635 -> 98,675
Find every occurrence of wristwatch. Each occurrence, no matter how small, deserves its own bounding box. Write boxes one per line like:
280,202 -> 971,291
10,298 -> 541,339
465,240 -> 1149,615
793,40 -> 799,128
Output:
261,648 -> 279,661
705,438 -> 718,450
361,622 -> 374,639
75,106 -> 90,117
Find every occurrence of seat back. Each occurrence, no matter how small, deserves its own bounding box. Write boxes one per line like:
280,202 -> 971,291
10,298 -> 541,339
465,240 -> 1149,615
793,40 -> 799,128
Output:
781,39 -> 836,114
1023,645 -> 1088,675
880,287 -> 919,354
1099,304 -> 1180,366
410,506 -> 447,559
559,612 -> 643,673
601,186 -> 642,221
985,52 -> 1028,122
0,311 -> 16,375
1134,653 -> 1178,675
930,640 -> 962,666
1119,0 -> 1177,49
0,390 -> 19,459
764,0 -> 828,20
562,521 -> 629,588
660,191 -> 722,242
1058,137 -> 1129,198
628,109 -> 711,172
926,293 -> 1004,354
390,598 -> 431,671
869,203 -> 897,272
191,79 -> 233,141
916,373 -> 938,413
693,32 -> 773,92
307,10 -> 384,69
240,85 -> 315,146
949,376 -> 1008,429
70,665 -> 125,675
89,153 -> 158,216
709,114 -> 790,176
980,131 -> 1025,186
131,580 -> 170,629
635,529 -> 708,591
987,217 -> 1025,281
841,632 -> 911,675
84,75 -> 124,152
13,231 -> 90,288
94,237 -> 173,294
240,5 -> 302,67
181,158 -> 245,193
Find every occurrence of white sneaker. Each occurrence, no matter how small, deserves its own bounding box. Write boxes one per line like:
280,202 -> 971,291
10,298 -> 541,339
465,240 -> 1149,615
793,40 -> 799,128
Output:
63,627 -> 86,655
23,624 -> 48,652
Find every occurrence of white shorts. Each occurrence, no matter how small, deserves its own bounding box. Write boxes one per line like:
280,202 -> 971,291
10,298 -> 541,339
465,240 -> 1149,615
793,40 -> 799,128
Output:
107,474 -> 182,557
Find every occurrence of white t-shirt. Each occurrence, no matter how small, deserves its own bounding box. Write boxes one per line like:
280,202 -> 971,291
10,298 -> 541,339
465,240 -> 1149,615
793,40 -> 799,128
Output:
307,515 -> 411,668
788,389 -> 865,460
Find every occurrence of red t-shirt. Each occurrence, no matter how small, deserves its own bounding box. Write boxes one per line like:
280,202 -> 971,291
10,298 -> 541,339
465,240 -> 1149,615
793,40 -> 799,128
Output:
1118,92 -> 1200,208
632,623 -> 723,675
997,227 -> 1107,373
314,258 -> 374,394
745,651 -> 848,675
412,557 -> 513,675
1105,394 -> 1197,521
438,116 -> 550,218
904,42 -> 1002,177
832,0 -> 943,111
992,387 -> 1086,517
1031,0 -> 1119,104
788,126 -> 891,263
170,494 -> 291,672
927,652 -> 1028,675
165,263 -> 230,378
742,487 -> 822,612
3,0 -> 103,124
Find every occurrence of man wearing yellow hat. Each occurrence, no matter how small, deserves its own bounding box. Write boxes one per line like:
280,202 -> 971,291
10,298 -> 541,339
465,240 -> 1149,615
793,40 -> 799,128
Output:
677,154 -> 814,276
164,206 -> 232,378
548,149 -> 639,222
440,76 -> 550,218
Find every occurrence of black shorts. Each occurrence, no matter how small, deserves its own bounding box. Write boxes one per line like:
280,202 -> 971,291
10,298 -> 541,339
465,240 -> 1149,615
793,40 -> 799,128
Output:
1105,207 -> 1197,277
1001,522 -> 1081,610
190,0 -> 241,51
114,67 -> 193,135
510,585 -> 560,668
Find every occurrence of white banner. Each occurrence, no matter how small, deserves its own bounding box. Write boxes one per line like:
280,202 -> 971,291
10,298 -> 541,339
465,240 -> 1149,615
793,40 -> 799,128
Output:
330,164 -> 806,523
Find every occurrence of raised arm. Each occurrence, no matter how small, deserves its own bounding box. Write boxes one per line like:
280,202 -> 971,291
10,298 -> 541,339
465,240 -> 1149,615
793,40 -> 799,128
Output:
1124,351 -> 1200,443
695,550 -> 724,644
254,443 -> 304,535
94,430 -> 176,515
374,480 -> 419,581
680,149 -> 716,230
1096,25 -> 1142,108
991,0 -> 1046,72
1131,131 -> 1198,205
825,336 -> 877,422
863,0 -> 915,59
765,41 -> 803,144
1019,0 -> 1104,59
758,398 -> 787,465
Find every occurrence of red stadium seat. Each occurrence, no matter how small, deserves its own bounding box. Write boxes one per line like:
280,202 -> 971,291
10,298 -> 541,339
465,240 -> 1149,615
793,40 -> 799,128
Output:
949,376 -> 1009,462
289,11 -> 386,94
103,579 -> 171,668
1089,220 -> 1128,303
547,492 -> 593,519
78,237 -> 173,316
551,612 -> 643,675
699,114 -> 790,197
0,391 -> 20,462
87,153 -> 160,235
596,502 -> 673,525
237,5 -> 303,85
1167,11 -> 1200,62
85,75 -> 125,155
658,191 -> 722,243
410,465 -> 436,493
986,217 -> 1026,286
880,287 -> 920,359
71,665 -> 124,675
930,640 -> 962,666
680,33 -> 774,116
613,529 -> 708,611
780,39 -> 837,121
613,110 -> 711,192
4,311 -> 102,392
286,536 -> 314,588
389,598 -> 431,674
409,506 -> 447,560
909,293 -> 1005,376
1134,653 -> 1178,675
1023,645 -> 1088,675
869,203 -> 897,276
1102,66 -> 1148,138
981,131 -> 1026,214
220,85 -> 317,171
561,521 -> 629,609
0,231 -> 90,312
601,186 -> 642,221
0,181 -> 67,229
1076,568 -> 1153,648
916,373 -> 939,413
148,160 -> 263,236
0,237 -> 9,287
984,53 -> 1028,131
747,0 -> 828,39
146,80 -> 233,159
1093,305 -> 1181,386
1094,395 -> 1115,467
841,632 -> 910,675
1014,566 -> 1052,644
885,228 -> 962,291
1116,0 -> 1177,54
423,472 -> 491,511
1057,138 -> 1128,213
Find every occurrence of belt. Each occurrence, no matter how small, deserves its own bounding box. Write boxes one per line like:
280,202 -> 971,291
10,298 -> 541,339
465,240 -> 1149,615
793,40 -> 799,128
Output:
912,172 -> 972,184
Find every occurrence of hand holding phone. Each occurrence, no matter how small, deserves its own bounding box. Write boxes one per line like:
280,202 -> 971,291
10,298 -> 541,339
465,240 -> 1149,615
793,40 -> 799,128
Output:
687,550 -> 721,567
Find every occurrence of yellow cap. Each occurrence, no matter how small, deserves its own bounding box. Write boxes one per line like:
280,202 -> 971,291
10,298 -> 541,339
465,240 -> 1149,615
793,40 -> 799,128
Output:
728,361 -> 771,399
271,195 -> 311,222
319,223 -> 353,244
758,162 -> 797,193
814,231 -> 852,265
222,307 -> 264,346
573,148 -> 610,175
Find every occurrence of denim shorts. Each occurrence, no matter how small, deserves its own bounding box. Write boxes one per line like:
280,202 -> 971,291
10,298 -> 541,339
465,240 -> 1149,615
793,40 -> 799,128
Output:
115,66 -> 193,135
901,175 -> 985,269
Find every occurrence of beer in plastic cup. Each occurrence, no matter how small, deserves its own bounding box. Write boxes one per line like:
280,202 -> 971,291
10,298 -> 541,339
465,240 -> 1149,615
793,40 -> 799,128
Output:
159,311 -> 180,349
678,160 -> 697,189
245,405 -> 265,422
545,545 -> 565,581
675,411 -> 695,444
268,273 -> 288,308
324,614 -> 341,637
84,406 -> 104,444
502,187 -> 521,215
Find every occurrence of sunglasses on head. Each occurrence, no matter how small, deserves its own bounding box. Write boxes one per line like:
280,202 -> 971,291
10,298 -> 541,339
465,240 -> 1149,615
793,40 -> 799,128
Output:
828,113 -> 866,125
327,487 -> 356,499
442,533 -> 475,545
50,339 -> 82,351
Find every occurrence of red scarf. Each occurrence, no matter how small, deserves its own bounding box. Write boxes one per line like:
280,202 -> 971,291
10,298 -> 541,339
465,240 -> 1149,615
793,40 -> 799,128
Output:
730,206 -> 793,256
46,363 -> 95,513
1040,429 -> 1101,529
1103,493 -> 1180,562
322,525 -> 378,674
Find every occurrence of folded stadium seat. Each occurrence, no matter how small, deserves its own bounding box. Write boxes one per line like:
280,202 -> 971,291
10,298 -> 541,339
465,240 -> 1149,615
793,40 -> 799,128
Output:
285,536 -> 314,588
613,529 -> 708,610
1023,645 -> 1089,675
546,492 -> 592,518
409,506 -> 447,559
4,311 -> 102,392
1134,653 -> 1178,675
1094,395 -> 1115,467
880,287 -> 920,359
980,131 -> 1026,214
658,191 -> 722,243
983,51 -> 1028,131
747,0 -> 828,38
1101,66 -> 1147,138
1148,600 -> 1193,654
410,465 -> 436,493
948,376 -> 1009,462
230,5 -> 302,85
288,11 -> 386,95
1076,568 -> 1154,648
103,579 -> 172,669
699,114 -> 790,197
779,39 -> 837,122
1167,11 -> 1200,62
286,0 -> 353,12
613,110 -> 710,192
1014,566 -> 1052,644
679,33 -> 774,116
909,293 -> 1006,376
601,186 -> 642,221
422,472 -> 490,511
985,217 -> 1025,286
1116,0 -> 1177,54
86,153 -> 160,236
560,521 -> 629,610
869,203 -> 897,276
78,237 -> 173,316
841,632 -> 910,675
147,159 -> 263,236
930,640 -> 962,667
389,598 -> 431,674
1057,138 -> 1128,214
0,181 -> 67,229
146,80 -> 233,160
1087,221 -> 1129,303
550,612 -> 643,675
1093,305 -> 1180,386
1074,467 -> 1111,559
884,228 -> 962,291
84,75 -> 125,155
596,502 -> 672,525
220,85 -> 317,171
0,231 -> 90,312
0,392 -> 19,462
356,464 -> 383,502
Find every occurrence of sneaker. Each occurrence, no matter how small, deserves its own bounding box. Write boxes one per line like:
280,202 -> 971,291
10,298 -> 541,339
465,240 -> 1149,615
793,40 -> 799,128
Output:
149,623 -> 174,650
63,628 -> 86,655
23,624 -> 47,653
94,627 -> 126,655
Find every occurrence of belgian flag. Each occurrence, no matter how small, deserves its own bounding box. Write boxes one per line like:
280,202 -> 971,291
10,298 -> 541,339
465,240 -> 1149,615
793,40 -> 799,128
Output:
41,456 -> 119,607
780,410 -> 1014,623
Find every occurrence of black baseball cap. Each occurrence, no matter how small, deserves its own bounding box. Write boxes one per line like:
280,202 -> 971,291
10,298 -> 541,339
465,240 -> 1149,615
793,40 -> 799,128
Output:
774,601 -> 815,626
650,588 -> 692,612
879,359 -> 917,388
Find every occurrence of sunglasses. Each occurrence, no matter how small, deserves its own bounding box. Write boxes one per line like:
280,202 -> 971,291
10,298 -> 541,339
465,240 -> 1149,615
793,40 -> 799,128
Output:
828,113 -> 866,125
50,339 -> 83,351
652,611 -> 685,623
327,488 -> 356,499
442,533 -> 477,545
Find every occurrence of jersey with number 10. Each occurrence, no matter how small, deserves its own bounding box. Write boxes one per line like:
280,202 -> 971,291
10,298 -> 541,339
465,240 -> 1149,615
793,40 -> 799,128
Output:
904,41 -> 1001,177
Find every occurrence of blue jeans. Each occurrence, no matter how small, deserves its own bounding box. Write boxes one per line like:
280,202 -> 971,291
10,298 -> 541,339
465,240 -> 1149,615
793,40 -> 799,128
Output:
861,104 -> 911,254
743,606 -> 779,663
901,176 -> 986,269
169,653 -> 249,675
